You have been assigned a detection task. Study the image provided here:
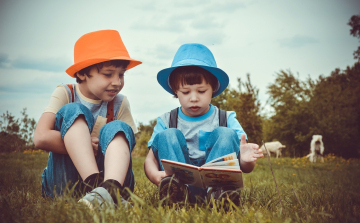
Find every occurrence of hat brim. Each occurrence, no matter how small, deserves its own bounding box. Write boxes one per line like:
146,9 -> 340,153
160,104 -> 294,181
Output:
66,56 -> 142,77
157,65 -> 229,98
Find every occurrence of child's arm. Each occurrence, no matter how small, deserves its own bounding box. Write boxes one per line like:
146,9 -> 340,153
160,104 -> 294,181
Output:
144,148 -> 166,186
33,112 -> 68,154
239,134 -> 264,173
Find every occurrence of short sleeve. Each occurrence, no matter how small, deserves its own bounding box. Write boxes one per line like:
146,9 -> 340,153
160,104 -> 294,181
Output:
116,96 -> 138,134
44,85 -> 69,114
147,117 -> 167,149
226,111 -> 247,141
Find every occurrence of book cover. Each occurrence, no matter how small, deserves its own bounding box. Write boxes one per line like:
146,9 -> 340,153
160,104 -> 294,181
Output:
161,152 -> 243,188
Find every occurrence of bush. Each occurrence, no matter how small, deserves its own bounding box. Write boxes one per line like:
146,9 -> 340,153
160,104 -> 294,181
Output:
0,108 -> 36,153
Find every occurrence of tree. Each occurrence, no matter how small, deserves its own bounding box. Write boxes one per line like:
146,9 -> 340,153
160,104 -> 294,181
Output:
348,14 -> 360,61
212,74 -> 263,144
0,108 -> 37,152
309,62 -> 360,158
265,70 -> 315,157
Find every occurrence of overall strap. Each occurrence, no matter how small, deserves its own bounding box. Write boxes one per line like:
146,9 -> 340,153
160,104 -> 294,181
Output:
218,109 -> 227,127
106,100 -> 115,123
66,84 -> 74,102
169,107 -> 179,128
169,107 -> 227,128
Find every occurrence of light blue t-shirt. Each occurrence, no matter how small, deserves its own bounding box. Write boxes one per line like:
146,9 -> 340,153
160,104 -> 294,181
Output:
148,105 -> 247,159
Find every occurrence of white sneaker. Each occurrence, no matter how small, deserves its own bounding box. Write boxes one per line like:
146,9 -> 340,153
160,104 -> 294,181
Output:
78,187 -> 115,210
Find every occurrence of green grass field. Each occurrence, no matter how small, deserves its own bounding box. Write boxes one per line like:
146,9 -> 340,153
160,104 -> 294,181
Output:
0,151 -> 359,223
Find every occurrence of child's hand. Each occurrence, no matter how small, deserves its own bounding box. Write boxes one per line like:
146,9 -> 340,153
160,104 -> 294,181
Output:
91,137 -> 99,156
240,134 -> 263,163
155,171 -> 167,186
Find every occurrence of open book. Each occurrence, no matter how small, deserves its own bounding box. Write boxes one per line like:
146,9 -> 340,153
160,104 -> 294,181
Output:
161,152 -> 243,189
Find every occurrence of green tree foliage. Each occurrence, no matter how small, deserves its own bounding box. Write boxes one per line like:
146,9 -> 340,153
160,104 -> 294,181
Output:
348,14 -> 360,60
212,74 -> 262,144
309,62 -> 360,158
133,119 -> 156,156
265,70 -> 315,157
264,63 -> 360,158
0,108 -> 37,153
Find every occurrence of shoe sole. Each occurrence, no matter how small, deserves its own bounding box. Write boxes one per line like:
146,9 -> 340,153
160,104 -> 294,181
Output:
159,180 -> 179,204
78,198 -> 94,211
218,190 -> 241,207
159,177 -> 187,205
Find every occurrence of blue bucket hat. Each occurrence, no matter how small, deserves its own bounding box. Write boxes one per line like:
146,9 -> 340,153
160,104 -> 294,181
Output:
157,43 -> 229,98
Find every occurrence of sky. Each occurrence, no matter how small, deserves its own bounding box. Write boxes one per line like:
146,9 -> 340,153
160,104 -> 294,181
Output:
0,0 -> 359,126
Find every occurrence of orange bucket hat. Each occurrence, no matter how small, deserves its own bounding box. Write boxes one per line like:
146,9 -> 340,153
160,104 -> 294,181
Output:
66,30 -> 142,77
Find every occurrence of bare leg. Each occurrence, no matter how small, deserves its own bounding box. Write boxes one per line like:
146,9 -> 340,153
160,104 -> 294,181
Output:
64,116 -> 99,180
104,132 -> 130,185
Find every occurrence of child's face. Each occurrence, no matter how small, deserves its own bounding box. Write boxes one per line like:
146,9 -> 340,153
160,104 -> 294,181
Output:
77,65 -> 126,101
176,78 -> 213,117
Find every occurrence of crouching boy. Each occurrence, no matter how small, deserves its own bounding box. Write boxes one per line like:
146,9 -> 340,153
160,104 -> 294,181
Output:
144,43 -> 264,206
33,30 -> 141,209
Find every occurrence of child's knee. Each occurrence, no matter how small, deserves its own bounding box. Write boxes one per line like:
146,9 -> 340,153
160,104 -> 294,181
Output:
212,127 -> 238,139
55,103 -> 94,136
156,128 -> 185,146
159,128 -> 183,139
99,120 -> 135,153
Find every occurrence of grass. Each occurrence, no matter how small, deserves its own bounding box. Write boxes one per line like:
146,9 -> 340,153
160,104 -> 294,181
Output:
0,151 -> 359,223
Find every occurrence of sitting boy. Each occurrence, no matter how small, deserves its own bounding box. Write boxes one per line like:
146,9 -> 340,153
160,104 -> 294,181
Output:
144,43 -> 263,205
33,30 -> 141,209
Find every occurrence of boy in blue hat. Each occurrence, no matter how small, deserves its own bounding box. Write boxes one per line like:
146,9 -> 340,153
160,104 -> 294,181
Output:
144,43 -> 264,205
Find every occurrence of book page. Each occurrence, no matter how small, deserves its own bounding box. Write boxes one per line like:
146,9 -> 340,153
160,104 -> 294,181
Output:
202,159 -> 240,169
202,152 -> 237,167
200,168 -> 243,188
161,159 -> 204,188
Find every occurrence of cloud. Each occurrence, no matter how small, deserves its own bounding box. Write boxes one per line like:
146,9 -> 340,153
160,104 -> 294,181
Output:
203,0 -> 246,13
176,30 -> 226,46
150,44 -> 177,60
12,56 -> 71,73
171,0 -> 246,12
278,35 -> 319,48
0,53 -> 71,72
130,15 -> 186,33
191,16 -> 223,29
0,53 -> 10,68
0,68 -> 73,95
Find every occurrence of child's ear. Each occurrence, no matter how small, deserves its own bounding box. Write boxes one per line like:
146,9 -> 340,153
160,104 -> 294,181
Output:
76,72 -> 86,81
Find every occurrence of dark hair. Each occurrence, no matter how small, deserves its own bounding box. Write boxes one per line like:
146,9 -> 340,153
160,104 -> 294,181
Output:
169,66 -> 219,98
75,60 -> 130,83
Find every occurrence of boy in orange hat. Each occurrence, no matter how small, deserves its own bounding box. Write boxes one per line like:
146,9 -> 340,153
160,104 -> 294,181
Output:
33,30 -> 141,209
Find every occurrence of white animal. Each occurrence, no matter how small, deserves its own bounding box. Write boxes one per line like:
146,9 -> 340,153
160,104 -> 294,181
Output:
306,135 -> 324,162
260,141 -> 286,158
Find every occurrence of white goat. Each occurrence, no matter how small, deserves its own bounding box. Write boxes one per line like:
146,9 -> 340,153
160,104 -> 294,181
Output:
306,135 -> 325,162
260,141 -> 286,158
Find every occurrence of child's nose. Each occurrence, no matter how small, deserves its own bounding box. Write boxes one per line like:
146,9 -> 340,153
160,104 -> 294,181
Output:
190,93 -> 198,101
112,76 -> 121,86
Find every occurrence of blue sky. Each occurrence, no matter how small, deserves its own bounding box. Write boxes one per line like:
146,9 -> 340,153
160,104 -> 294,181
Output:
0,0 -> 359,125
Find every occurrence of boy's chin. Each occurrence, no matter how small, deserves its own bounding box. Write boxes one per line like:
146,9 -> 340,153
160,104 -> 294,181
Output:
184,109 -> 205,117
101,95 -> 117,102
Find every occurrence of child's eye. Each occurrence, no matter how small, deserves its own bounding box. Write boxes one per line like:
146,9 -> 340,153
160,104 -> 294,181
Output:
103,73 -> 112,77
181,91 -> 190,95
198,90 -> 206,94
